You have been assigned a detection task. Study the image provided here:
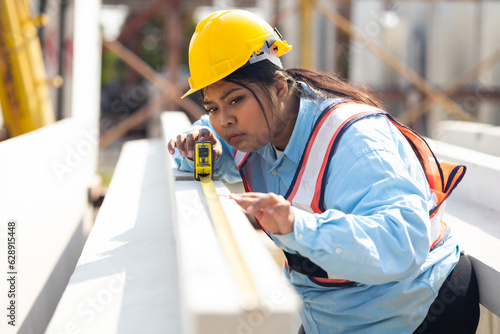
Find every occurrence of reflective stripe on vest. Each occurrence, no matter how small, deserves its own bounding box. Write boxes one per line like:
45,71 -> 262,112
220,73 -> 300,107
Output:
234,150 -> 252,192
234,150 -> 250,169
286,102 -> 382,214
233,102 -> 466,286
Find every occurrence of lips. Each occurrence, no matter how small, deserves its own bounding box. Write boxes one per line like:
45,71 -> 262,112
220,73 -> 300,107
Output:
227,133 -> 243,144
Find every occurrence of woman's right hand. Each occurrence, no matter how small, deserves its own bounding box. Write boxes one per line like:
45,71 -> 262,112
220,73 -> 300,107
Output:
167,127 -> 222,160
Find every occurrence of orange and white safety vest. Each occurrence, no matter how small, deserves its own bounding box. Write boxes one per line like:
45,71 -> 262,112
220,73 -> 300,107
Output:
234,101 -> 466,286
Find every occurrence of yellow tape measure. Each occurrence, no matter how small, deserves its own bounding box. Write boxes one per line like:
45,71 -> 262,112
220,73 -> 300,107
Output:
195,141 -> 259,310
194,141 -> 213,180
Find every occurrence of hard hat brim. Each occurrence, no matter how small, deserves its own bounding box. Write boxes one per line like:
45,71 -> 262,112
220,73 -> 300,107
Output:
181,87 -> 198,99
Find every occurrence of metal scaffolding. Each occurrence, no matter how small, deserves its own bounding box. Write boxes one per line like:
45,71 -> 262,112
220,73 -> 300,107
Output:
98,0 -> 500,146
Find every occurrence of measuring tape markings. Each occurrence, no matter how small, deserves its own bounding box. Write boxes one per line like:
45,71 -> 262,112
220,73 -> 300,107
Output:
199,175 -> 260,311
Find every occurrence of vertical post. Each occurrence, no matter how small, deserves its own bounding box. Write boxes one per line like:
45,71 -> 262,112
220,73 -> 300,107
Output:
426,1 -> 439,135
165,0 -> 181,110
56,0 -> 68,120
335,1 -> 351,78
300,0 -> 313,69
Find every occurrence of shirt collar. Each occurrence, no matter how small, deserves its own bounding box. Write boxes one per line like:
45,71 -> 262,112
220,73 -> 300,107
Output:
281,82 -> 324,164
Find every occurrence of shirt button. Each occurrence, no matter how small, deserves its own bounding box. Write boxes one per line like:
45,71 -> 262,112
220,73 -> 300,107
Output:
297,234 -> 303,240
272,170 -> 278,176
335,247 -> 342,254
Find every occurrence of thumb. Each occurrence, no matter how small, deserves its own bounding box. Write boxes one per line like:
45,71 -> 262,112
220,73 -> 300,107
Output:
198,127 -> 210,141
200,128 -> 222,160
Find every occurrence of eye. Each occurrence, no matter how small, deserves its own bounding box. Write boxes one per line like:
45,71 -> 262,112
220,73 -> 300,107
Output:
204,106 -> 217,114
229,97 -> 241,105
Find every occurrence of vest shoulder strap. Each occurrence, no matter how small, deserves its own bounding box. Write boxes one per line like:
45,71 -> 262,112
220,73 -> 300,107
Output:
383,113 -> 466,216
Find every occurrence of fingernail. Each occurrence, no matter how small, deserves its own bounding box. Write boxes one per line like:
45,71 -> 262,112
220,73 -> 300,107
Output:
248,205 -> 255,212
181,150 -> 186,156
189,150 -> 193,157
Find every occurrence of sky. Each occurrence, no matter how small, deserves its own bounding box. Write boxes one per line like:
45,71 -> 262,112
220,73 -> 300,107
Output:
100,5 -> 129,41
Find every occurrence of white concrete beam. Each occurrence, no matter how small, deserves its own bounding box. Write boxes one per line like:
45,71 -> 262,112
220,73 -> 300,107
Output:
0,119 -> 91,333
174,180 -> 300,334
436,121 -> 500,158
46,139 -> 182,334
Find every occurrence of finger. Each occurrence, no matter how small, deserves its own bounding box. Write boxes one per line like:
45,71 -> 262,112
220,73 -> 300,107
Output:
176,134 -> 187,157
229,193 -> 259,211
229,192 -> 268,204
185,130 -> 199,159
230,192 -> 267,200
229,192 -> 274,212
247,194 -> 283,213
212,138 -> 223,160
167,139 -> 177,155
212,146 -> 222,160
231,193 -> 277,212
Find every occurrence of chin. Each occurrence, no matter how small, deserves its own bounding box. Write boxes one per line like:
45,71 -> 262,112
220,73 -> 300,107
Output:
232,142 -> 264,153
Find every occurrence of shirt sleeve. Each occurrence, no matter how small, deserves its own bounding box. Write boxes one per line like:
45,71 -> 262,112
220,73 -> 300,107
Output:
274,116 -> 433,285
173,115 -> 242,184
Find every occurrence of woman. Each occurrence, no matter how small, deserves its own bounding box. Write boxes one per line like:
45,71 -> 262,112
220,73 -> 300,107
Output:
168,9 -> 479,333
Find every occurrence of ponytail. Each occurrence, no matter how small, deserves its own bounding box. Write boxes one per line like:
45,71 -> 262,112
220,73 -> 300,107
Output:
285,68 -> 384,109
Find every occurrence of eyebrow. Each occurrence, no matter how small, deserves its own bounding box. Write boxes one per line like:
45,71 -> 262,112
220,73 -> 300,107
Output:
202,87 -> 242,106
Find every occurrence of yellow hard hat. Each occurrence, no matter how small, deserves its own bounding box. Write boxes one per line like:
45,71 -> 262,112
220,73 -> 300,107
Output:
182,9 -> 292,98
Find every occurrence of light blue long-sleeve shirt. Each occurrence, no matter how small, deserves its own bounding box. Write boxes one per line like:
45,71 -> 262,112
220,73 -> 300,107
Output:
174,85 -> 462,333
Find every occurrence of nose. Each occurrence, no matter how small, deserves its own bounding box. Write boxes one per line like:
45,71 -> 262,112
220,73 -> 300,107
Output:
219,107 -> 236,127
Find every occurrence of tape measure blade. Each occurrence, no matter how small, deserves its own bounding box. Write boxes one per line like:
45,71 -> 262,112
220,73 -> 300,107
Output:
200,176 -> 259,310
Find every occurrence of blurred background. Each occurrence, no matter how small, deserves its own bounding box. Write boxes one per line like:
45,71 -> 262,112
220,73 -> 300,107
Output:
2,0 -> 500,188
97,0 -> 500,184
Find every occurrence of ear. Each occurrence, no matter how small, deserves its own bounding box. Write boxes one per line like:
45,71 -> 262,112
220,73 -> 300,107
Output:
273,72 -> 289,103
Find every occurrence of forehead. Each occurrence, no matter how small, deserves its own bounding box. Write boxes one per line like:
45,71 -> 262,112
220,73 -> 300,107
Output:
203,80 -> 241,100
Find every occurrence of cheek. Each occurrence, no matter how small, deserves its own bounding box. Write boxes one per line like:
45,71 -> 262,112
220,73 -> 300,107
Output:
243,110 -> 268,136
255,125 -> 271,141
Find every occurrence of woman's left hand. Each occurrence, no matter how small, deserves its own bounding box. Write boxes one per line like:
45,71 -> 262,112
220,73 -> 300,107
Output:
229,192 -> 294,235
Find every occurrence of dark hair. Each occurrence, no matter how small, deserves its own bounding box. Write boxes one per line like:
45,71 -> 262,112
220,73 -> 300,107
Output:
285,67 -> 384,109
206,60 -> 384,110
